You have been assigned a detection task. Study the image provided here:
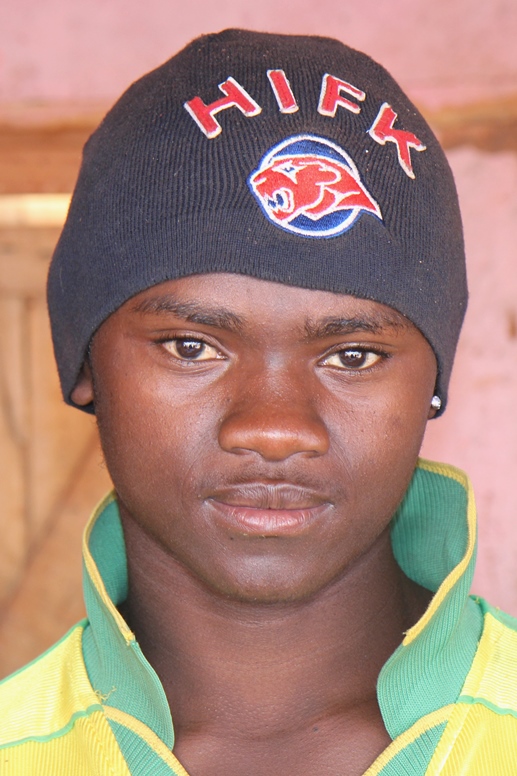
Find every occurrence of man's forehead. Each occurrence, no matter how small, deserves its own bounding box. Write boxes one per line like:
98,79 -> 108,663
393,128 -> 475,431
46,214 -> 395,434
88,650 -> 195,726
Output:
125,275 -> 414,336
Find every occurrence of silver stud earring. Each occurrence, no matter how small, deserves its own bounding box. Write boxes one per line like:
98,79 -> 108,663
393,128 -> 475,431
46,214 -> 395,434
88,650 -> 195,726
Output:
431,395 -> 442,411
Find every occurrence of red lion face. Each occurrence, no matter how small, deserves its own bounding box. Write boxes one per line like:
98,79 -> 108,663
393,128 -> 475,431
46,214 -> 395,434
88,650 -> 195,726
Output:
249,155 -> 381,224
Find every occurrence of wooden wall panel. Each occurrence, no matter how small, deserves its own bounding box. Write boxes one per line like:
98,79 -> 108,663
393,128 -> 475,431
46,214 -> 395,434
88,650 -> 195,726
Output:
0,225 -> 112,678
0,435 -> 111,677
27,296 -> 99,539
0,124 -> 95,194
0,302 -> 27,606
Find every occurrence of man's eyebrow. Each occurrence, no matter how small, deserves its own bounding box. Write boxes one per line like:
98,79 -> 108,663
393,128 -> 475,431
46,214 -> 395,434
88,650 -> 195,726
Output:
304,312 -> 413,339
129,294 -> 244,332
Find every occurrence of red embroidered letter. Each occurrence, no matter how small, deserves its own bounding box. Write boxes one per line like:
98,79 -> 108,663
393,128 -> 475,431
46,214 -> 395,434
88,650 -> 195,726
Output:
184,77 -> 262,138
368,103 -> 426,179
318,74 -> 365,117
267,70 -> 299,113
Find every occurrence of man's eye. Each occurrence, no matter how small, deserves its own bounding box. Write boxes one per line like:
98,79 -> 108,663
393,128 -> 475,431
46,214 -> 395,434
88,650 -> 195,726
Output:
322,348 -> 383,370
162,338 -> 223,361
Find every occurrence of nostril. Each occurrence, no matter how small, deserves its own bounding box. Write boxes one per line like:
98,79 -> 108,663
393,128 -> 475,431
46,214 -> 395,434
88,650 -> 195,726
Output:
218,409 -> 329,461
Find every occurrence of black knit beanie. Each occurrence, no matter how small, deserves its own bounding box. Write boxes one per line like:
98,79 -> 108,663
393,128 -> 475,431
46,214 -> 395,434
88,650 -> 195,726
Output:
47,28 -> 467,414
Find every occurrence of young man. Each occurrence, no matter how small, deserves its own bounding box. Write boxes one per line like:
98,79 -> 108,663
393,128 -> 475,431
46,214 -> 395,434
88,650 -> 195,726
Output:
2,28 -> 517,776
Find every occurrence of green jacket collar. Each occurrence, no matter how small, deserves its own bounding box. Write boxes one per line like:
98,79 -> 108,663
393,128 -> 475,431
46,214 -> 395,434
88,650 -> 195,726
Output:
378,459 -> 482,737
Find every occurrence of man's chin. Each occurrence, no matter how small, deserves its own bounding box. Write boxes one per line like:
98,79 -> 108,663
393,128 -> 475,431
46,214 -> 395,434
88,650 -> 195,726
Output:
192,563 -> 344,608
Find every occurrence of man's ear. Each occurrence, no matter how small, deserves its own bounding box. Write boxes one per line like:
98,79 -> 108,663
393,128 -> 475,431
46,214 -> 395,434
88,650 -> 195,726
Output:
70,361 -> 94,406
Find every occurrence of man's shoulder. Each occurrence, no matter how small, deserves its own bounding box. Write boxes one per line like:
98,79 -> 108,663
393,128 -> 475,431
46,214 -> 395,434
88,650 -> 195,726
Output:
0,621 -> 129,775
0,621 -> 91,738
463,598 -> 517,704
425,599 -> 517,772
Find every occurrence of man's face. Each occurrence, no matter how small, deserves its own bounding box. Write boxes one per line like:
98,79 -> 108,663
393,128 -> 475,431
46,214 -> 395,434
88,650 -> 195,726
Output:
74,273 -> 437,604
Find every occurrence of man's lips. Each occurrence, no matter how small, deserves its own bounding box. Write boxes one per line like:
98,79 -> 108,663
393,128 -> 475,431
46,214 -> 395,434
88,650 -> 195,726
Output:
207,483 -> 328,510
205,483 -> 332,536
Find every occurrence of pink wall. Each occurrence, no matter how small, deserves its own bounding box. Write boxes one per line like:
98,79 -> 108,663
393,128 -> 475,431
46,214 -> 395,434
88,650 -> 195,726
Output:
421,147 -> 517,613
2,0 -> 517,612
2,0 -> 517,108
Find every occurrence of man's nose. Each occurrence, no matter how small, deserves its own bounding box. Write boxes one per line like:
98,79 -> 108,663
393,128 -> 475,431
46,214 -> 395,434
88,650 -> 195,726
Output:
218,370 -> 329,461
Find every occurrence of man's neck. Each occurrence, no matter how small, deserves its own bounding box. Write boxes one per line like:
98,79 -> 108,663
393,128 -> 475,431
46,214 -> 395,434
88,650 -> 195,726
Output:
118,510 -> 431,775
